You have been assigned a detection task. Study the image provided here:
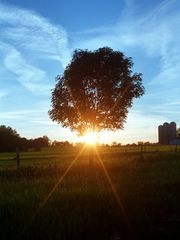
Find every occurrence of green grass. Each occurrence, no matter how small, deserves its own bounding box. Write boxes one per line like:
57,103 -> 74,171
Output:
0,146 -> 180,240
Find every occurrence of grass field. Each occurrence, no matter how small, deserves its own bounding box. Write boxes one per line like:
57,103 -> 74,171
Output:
0,146 -> 180,240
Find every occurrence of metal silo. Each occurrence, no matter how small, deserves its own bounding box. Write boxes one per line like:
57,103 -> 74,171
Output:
158,125 -> 163,144
163,122 -> 169,145
169,122 -> 176,142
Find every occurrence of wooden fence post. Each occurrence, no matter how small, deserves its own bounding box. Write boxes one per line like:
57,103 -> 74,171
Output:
175,144 -> 177,153
16,147 -> 20,169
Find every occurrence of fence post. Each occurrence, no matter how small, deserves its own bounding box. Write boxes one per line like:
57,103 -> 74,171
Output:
16,147 -> 20,169
175,144 -> 177,153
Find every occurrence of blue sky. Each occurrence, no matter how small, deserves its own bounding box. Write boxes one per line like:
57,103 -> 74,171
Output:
0,0 -> 180,144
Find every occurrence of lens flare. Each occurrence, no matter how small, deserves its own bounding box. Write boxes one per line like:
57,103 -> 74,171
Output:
83,130 -> 98,145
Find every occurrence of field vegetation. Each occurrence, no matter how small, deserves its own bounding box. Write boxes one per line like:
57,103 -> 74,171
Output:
0,145 -> 180,240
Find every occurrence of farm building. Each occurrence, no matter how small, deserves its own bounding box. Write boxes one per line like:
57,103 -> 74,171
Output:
158,122 -> 179,145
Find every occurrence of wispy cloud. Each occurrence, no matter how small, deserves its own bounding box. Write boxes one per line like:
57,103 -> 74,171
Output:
72,0 -> 180,58
0,2 -> 70,94
0,42 -> 52,93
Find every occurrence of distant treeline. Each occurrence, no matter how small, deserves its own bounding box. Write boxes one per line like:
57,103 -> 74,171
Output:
0,125 -> 162,152
51,140 -> 72,147
0,125 -> 49,152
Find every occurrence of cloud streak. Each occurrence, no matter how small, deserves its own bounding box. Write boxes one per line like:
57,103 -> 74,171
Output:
72,0 -> 180,58
0,2 -> 70,94
0,42 -> 51,93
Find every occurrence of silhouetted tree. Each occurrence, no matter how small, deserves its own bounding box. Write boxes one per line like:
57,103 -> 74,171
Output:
32,136 -> 50,150
0,125 -> 51,152
111,141 -> 121,147
49,47 -> 144,135
0,125 -> 20,152
19,137 -> 29,151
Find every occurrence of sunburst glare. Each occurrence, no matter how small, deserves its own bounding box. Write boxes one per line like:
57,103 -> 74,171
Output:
83,130 -> 98,145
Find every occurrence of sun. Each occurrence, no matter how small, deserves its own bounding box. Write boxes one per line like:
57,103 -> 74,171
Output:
83,130 -> 98,145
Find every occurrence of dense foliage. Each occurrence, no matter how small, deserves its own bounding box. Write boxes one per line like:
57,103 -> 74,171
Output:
0,125 -> 20,152
0,125 -> 49,152
49,47 -> 144,135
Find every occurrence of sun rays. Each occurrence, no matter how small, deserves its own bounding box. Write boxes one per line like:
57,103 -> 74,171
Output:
32,144 -> 86,219
83,130 -> 98,145
32,144 -> 131,235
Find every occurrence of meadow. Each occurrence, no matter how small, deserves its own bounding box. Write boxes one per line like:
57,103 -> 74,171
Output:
0,145 -> 180,240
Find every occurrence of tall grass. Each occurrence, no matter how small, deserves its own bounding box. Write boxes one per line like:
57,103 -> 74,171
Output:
0,146 -> 180,240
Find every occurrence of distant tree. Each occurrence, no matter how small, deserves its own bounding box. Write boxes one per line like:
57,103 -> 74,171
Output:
52,140 -> 72,147
52,140 -> 58,147
32,136 -> 50,150
0,124 -> 52,152
19,137 -> 29,151
0,125 -> 20,152
111,141 -> 121,147
49,47 -> 144,136
112,141 -> 117,146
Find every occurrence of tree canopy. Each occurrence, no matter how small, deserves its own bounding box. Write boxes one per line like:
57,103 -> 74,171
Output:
0,125 -> 19,152
49,47 -> 144,135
